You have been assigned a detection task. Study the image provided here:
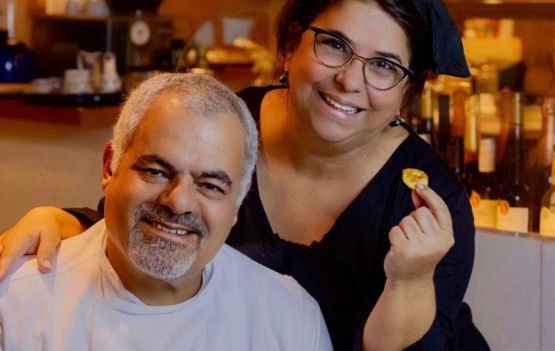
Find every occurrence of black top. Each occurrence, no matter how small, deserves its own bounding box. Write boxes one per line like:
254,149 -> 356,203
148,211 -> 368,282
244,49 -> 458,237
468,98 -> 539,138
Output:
73,86 -> 477,350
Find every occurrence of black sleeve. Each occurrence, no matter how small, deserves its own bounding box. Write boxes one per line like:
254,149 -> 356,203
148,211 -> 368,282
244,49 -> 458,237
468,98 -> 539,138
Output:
63,197 -> 105,229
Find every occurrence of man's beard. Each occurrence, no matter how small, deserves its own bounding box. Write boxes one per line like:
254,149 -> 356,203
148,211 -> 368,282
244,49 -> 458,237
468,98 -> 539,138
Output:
127,203 -> 208,280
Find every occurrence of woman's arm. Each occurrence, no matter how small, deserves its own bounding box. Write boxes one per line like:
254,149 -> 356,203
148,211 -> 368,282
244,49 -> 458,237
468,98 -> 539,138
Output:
0,206 -> 88,280
362,184 -> 455,351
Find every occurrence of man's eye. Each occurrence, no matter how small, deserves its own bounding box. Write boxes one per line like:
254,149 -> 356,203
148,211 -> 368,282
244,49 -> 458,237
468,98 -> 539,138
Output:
201,182 -> 225,194
140,168 -> 166,177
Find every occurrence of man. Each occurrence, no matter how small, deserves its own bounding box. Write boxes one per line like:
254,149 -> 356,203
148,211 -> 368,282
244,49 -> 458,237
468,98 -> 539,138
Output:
0,73 -> 332,350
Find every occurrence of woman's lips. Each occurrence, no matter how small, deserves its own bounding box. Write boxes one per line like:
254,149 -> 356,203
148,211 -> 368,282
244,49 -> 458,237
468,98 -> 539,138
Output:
320,93 -> 363,115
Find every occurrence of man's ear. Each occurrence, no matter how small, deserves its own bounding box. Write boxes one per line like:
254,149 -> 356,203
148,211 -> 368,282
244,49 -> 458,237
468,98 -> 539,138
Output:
101,141 -> 114,191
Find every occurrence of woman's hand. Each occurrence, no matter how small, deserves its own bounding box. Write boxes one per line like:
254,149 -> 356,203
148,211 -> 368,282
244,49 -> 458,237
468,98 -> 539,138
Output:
363,184 -> 454,351
0,206 -> 85,281
384,183 -> 454,287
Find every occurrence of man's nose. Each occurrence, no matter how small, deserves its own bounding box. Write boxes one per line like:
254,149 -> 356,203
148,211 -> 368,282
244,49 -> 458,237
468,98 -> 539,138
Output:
157,177 -> 200,215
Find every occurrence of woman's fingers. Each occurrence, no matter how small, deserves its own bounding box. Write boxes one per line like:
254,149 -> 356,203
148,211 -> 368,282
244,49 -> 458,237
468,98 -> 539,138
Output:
0,206 -> 69,280
412,184 -> 452,231
398,215 -> 425,242
36,234 -> 60,273
0,228 -> 39,281
385,186 -> 455,283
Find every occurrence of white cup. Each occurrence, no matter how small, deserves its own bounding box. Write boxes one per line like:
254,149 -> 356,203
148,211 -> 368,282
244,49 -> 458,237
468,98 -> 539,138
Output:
62,69 -> 93,94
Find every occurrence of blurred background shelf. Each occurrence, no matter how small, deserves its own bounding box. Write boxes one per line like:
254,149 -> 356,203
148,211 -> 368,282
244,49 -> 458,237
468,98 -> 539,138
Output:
446,0 -> 555,20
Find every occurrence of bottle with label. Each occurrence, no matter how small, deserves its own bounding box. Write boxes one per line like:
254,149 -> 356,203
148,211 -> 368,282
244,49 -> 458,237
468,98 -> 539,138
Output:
418,86 -> 436,147
540,148 -> 555,236
496,92 -> 532,232
464,95 -> 480,191
470,137 -> 499,229
532,97 -> 555,231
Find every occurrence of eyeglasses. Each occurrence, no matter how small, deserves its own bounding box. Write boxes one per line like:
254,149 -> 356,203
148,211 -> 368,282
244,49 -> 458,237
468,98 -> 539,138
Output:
309,26 -> 413,91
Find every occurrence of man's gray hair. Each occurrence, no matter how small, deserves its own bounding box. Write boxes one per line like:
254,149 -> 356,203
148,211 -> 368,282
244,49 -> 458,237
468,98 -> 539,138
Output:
111,73 -> 258,204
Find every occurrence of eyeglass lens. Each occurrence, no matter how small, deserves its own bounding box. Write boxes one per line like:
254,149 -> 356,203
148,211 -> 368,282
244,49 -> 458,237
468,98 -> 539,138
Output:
313,30 -> 407,90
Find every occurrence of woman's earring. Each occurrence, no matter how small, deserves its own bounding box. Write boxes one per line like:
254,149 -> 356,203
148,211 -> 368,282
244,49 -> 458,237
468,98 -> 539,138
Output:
278,71 -> 289,85
388,114 -> 404,127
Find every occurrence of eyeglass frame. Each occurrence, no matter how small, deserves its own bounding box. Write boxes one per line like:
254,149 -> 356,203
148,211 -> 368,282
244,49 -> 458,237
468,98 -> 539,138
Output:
308,26 -> 414,91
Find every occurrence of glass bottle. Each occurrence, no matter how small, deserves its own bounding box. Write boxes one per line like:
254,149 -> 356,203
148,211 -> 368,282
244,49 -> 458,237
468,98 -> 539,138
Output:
496,92 -> 532,233
445,136 -> 470,193
451,89 -> 468,138
497,88 -> 513,164
532,97 -> 555,230
464,95 -> 480,190
540,148 -> 555,237
417,86 -> 436,147
437,94 -> 451,156
470,137 -> 499,229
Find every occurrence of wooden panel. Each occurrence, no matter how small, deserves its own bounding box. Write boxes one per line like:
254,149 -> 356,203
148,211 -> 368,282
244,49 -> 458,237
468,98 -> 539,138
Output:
515,20 -> 555,95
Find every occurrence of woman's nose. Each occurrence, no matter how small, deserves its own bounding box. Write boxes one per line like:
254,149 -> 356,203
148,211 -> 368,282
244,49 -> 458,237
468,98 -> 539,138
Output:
334,57 -> 366,92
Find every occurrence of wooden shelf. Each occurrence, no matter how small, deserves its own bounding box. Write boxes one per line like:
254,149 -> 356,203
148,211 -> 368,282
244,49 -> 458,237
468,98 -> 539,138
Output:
0,98 -> 119,127
446,0 -> 555,20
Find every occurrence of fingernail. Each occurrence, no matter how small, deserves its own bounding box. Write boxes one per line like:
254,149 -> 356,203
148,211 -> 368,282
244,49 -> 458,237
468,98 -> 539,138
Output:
416,183 -> 426,190
42,260 -> 52,270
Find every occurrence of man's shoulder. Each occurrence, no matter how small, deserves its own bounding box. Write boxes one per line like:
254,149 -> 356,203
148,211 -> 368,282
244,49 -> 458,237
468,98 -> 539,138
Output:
207,245 -> 332,350
0,220 -> 105,288
213,244 -> 316,305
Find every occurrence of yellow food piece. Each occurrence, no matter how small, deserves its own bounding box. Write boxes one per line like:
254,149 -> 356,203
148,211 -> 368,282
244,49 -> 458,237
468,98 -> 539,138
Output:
402,168 -> 429,189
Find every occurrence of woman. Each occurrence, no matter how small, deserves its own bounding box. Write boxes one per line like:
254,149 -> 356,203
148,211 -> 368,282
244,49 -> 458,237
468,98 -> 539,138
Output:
0,0 -> 483,350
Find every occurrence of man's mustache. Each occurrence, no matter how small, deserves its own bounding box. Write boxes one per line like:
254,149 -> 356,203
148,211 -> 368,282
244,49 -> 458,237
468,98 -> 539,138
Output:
134,203 -> 208,237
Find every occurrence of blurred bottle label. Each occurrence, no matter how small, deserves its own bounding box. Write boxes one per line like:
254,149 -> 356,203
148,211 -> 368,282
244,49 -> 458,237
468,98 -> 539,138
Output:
540,207 -> 555,237
471,192 -> 497,229
496,202 -> 529,232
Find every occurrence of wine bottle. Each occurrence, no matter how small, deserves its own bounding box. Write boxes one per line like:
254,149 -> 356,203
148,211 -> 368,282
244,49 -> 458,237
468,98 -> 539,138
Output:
497,88 -> 513,164
532,97 -> 555,231
445,136 -> 470,193
437,94 -> 451,156
418,86 -> 436,147
539,148 -> 555,236
470,137 -> 499,229
464,95 -> 480,191
496,92 -> 532,232
451,89 -> 468,138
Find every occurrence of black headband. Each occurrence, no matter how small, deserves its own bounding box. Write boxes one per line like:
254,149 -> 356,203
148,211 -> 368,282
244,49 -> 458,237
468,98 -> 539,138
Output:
412,0 -> 470,78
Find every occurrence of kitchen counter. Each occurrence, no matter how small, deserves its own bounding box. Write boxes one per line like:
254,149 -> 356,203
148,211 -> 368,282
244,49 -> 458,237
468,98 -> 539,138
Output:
0,96 -> 120,127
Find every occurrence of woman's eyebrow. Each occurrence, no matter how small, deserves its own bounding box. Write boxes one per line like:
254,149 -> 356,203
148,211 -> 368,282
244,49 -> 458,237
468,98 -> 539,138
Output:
323,28 -> 354,46
374,51 -> 404,64
322,27 -> 405,64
